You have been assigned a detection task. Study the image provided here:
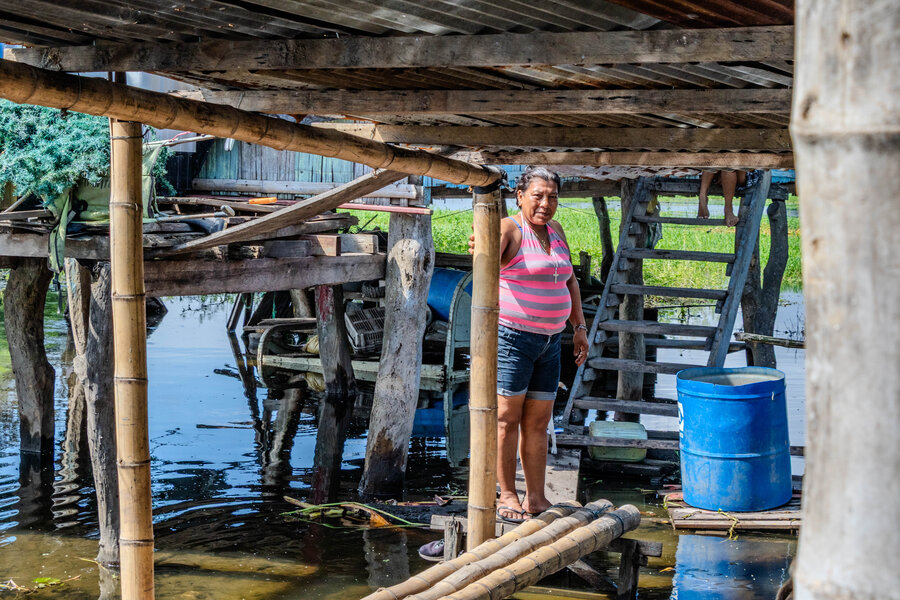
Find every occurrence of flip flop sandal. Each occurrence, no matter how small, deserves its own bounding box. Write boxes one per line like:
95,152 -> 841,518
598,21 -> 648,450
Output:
497,506 -> 528,524
524,503 -> 582,518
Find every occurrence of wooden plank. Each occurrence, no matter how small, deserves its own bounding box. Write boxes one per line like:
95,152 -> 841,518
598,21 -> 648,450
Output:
0,209 -> 53,221
160,170 -> 406,254
648,178 -> 791,201
610,283 -> 726,300
264,234 -> 377,258
175,88 -> 792,115
587,357 -> 700,375
620,248 -> 735,263
735,331 -> 805,349
431,180 -> 621,199
262,355 -> 449,392
142,253 -> 385,297
190,178 -> 417,199
556,434 -> 680,450
316,124 -> 793,152
160,196 -> 280,213
574,398 -> 679,417
598,320 -> 716,337
467,151 -> 793,169
604,337 -> 744,352
7,26 -> 794,71
634,215 -> 729,226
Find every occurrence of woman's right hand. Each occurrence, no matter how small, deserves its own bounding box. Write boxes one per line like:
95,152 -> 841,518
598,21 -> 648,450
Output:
468,224 -> 475,254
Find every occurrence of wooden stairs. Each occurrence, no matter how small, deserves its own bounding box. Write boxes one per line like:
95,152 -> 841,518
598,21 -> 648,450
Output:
560,172 -> 773,455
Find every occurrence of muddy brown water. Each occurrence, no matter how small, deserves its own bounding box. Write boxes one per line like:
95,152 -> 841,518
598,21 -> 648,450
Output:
0,294 -> 803,599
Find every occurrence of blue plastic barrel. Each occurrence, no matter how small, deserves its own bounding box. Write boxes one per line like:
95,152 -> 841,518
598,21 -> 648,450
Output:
427,268 -> 472,321
676,367 -> 792,512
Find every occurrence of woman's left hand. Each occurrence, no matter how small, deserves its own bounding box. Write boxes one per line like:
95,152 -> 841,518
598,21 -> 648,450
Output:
573,328 -> 589,366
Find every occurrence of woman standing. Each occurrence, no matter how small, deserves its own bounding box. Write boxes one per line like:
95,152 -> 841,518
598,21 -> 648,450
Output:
472,166 -> 589,522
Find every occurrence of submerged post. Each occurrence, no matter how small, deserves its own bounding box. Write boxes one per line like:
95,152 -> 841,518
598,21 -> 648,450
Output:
109,119 -> 154,599
467,177 -> 503,549
792,1 -> 899,599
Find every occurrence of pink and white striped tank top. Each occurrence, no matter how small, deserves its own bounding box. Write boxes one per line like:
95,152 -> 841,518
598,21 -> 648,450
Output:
499,216 -> 573,335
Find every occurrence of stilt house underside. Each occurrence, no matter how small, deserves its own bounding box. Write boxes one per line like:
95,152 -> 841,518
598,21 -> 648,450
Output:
2,0 -> 793,172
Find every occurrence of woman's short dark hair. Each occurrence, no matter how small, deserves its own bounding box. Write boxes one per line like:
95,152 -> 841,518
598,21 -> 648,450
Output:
515,166 -> 561,195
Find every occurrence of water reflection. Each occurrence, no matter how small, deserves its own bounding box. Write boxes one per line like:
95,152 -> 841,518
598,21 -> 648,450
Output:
671,535 -> 794,599
0,294 -> 803,599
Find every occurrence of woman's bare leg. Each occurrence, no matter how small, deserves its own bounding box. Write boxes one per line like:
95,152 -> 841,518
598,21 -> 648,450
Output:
698,171 -> 715,219
519,398 -> 554,515
497,393 -> 526,519
720,170 -> 739,226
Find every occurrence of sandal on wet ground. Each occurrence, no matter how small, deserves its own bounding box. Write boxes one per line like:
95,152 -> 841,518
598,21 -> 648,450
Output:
418,539 -> 445,562
497,506 -> 529,524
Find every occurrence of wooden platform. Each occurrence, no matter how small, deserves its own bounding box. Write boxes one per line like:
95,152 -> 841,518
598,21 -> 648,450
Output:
665,492 -> 801,532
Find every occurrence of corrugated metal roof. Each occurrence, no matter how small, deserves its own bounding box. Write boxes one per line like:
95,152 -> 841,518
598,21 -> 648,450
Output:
0,1 -> 794,159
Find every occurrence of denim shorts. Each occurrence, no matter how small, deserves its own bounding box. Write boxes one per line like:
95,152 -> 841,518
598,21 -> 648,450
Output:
496,325 -> 562,401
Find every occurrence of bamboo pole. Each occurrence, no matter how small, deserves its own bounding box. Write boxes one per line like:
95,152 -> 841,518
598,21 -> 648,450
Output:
0,58 -> 499,187
110,119 -> 154,599
441,505 -> 642,600
408,501 -> 614,600
468,181 -> 503,550
362,502 -> 582,600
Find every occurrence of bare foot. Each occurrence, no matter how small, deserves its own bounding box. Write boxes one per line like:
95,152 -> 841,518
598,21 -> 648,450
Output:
697,199 -> 710,219
497,492 -> 527,521
522,494 -> 552,517
725,212 -> 739,227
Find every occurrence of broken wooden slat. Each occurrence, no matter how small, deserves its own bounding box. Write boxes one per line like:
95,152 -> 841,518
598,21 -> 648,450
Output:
264,234 -> 378,258
633,215 -> 729,226
142,254 -> 385,297
573,397 -> 678,417
610,283 -> 727,300
160,170 -> 406,254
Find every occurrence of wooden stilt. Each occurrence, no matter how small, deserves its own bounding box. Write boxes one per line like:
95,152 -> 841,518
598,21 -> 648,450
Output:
4,257 -> 54,457
65,258 -> 120,565
262,387 -> 304,487
467,182 -> 503,549
591,196 -> 616,285
614,180 -> 646,422
791,1 -> 900,598
109,119 -> 154,599
310,284 -> 355,503
359,212 -> 435,500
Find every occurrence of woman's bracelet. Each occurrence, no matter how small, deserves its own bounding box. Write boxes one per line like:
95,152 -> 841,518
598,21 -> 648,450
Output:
574,324 -> 587,332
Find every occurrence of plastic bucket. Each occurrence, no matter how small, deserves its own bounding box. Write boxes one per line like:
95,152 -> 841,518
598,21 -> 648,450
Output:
427,268 -> 472,321
676,367 -> 792,512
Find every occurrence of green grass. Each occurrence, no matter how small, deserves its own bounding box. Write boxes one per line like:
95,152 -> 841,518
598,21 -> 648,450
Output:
339,195 -> 803,291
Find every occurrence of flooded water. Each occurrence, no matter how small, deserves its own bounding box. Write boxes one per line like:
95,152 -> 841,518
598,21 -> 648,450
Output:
0,292 -> 802,599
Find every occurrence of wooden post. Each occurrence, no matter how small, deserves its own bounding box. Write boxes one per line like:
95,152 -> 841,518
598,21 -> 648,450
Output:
109,119 -> 154,599
591,196 -> 616,284
1,181 -> 15,210
740,200 -> 789,368
65,258 -> 120,566
310,284 -> 355,503
359,211 -> 435,499
791,2 -> 899,599
467,181 -> 502,549
4,257 -> 54,457
615,180 -> 645,422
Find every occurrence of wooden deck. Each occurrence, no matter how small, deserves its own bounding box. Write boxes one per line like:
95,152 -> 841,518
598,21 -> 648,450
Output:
665,492 -> 801,532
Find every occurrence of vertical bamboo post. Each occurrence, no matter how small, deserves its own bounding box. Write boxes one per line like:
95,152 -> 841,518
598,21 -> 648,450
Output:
110,119 -> 154,599
468,179 -> 503,549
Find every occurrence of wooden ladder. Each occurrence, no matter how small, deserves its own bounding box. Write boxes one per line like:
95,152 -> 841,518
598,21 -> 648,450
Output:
559,172 -> 773,452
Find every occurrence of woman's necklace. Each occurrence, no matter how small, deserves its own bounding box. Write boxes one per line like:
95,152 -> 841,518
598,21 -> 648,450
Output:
523,217 -> 560,283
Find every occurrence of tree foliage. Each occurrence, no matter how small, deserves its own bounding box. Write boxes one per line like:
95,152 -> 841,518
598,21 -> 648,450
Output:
0,100 -> 110,199
0,100 -> 173,199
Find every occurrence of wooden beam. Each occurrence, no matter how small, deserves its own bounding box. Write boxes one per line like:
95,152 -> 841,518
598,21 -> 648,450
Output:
191,178 -> 417,198
175,88 -> 792,116
159,169 -> 405,254
0,59 -> 500,187
5,26 -> 794,72
143,253 -> 385,296
316,124 -> 792,151
458,151 -> 793,169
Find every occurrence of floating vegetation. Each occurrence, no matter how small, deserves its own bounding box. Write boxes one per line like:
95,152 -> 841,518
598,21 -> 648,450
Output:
0,575 -> 80,593
282,497 -> 427,529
